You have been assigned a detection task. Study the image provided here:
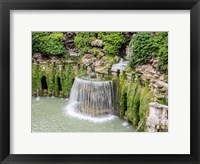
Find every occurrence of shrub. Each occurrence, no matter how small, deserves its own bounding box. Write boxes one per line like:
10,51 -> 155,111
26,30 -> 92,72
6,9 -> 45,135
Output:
74,32 -> 96,53
32,32 -> 65,55
74,32 -> 125,56
129,32 -> 168,73
98,32 -> 126,55
154,32 -> 168,72
129,32 -> 155,66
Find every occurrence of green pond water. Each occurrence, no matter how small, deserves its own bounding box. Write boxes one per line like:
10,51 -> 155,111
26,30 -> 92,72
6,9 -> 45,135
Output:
32,97 -> 136,132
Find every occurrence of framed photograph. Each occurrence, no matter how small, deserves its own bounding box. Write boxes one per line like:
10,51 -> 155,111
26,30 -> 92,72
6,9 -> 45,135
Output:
0,0 -> 199,163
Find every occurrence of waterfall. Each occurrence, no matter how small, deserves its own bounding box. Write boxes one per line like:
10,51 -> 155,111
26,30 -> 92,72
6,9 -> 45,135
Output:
111,58 -> 128,72
67,76 -> 114,117
52,90 -> 55,98
36,89 -> 40,100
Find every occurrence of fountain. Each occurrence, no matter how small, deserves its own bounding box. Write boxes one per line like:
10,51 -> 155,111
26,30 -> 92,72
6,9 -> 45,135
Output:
66,63 -> 114,117
67,75 -> 114,116
111,58 -> 128,72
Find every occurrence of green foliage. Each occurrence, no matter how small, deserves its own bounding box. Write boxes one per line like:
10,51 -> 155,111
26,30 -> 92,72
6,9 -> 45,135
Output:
119,84 -> 127,117
32,64 -> 38,91
129,32 -> 155,66
74,32 -> 125,56
120,76 -> 154,131
77,65 -> 87,76
158,98 -> 168,105
61,64 -> 75,97
45,64 -> 54,95
138,84 -> 154,131
32,63 -> 76,97
129,32 -> 168,72
119,74 -> 128,117
32,64 -> 43,92
32,32 -> 65,55
154,32 -> 168,72
49,64 -> 76,97
98,32 -> 126,55
90,48 -> 99,57
74,32 -> 96,53
126,80 -> 141,127
54,71 -> 59,96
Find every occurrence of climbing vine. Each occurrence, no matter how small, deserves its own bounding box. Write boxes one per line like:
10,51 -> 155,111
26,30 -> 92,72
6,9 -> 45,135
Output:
61,64 -> 75,97
119,72 -> 128,117
45,63 -> 54,95
119,75 -> 154,131
138,84 -> 154,131
126,80 -> 140,127
32,63 -> 43,95
32,63 -> 76,98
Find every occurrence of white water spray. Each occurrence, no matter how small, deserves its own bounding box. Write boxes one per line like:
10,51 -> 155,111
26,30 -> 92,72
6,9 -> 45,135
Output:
66,76 -> 116,122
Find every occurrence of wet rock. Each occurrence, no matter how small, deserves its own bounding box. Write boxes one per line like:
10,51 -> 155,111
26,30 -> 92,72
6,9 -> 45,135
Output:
93,60 -> 104,67
33,53 -> 42,59
151,79 -> 168,89
91,39 -> 103,47
81,54 -> 96,66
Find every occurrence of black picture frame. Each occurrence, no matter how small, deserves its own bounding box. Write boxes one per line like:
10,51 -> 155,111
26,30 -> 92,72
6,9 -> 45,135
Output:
0,0 -> 200,163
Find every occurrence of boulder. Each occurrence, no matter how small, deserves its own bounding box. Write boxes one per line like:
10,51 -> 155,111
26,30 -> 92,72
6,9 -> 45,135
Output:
91,39 -> 103,47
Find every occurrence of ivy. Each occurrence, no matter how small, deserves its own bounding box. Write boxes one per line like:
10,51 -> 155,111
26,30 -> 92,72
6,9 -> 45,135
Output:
119,73 -> 128,117
61,64 -> 75,97
45,64 -> 54,95
32,64 -> 43,91
54,70 -> 60,96
119,76 -> 155,131
138,84 -> 154,131
126,80 -> 141,127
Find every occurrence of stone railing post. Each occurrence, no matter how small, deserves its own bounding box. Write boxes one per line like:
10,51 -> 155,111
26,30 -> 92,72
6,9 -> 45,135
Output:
146,102 -> 168,132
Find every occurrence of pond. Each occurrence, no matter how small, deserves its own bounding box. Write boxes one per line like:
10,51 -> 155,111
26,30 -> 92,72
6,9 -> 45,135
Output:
32,97 -> 136,132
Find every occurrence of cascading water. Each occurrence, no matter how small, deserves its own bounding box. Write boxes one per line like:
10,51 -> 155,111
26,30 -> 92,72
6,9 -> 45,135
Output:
111,58 -> 128,72
66,75 -> 116,122
52,90 -> 55,98
36,89 -> 40,100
